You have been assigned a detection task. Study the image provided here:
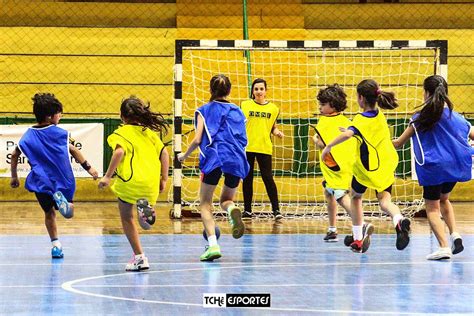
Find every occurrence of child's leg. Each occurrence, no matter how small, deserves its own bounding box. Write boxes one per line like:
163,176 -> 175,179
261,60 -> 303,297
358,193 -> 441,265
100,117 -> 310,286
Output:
325,189 -> 338,230
200,182 -> 218,240
256,153 -> 280,216
425,199 -> 449,248
242,152 -> 256,215
337,194 -> 352,218
221,174 -> 245,239
439,195 -> 456,234
118,199 -> 143,255
44,208 -> 58,241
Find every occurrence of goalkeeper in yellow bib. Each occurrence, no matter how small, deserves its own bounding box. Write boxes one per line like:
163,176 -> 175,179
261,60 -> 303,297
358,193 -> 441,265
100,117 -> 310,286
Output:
99,96 -> 169,271
312,84 -> 357,244
322,79 -> 411,253
241,78 -> 284,220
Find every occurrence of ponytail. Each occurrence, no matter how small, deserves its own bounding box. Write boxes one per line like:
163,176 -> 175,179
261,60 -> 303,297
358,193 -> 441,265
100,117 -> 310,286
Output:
210,74 -> 231,101
357,79 -> 399,110
413,75 -> 453,132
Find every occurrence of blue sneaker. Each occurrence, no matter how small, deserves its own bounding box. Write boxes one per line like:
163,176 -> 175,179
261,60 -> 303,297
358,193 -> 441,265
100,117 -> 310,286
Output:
53,191 -> 73,219
51,246 -> 64,259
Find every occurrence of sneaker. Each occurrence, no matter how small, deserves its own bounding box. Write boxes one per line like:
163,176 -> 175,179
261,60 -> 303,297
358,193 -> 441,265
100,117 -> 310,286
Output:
242,211 -> 253,220
137,198 -> 155,230
273,210 -> 283,221
451,233 -> 464,255
395,218 -> 411,250
53,191 -> 73,219
200,245 -> 222,261
228,207 -> 245,239
323,231 -> 338,242
426,247 -> 452,260
350,223 -> 374,253
344,235 -> 354,247
51,246 -> 64,259
125,254 -> 150,271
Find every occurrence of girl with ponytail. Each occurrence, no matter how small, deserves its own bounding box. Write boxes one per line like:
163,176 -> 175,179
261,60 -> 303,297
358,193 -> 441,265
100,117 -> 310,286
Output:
394,75 -> 474,260
322,79 -> 411,254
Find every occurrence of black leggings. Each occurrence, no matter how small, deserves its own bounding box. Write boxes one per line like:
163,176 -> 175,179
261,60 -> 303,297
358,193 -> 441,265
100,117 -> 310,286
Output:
243,152 -> 280,213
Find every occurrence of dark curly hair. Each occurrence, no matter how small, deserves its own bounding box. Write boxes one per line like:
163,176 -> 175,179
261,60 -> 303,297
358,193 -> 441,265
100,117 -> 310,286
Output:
32,93 -> 63,123
317,84 -> 347,112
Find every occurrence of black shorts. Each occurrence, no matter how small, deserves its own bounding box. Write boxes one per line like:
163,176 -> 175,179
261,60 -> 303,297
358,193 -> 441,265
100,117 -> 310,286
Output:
201,168 -> 241,189
35,192 -> 58,213
351,177 -> 392,195
423,182 -> 456,200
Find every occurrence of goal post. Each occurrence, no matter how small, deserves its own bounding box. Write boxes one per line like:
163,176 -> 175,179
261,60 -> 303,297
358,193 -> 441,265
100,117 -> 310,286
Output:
172,39 -> 448,219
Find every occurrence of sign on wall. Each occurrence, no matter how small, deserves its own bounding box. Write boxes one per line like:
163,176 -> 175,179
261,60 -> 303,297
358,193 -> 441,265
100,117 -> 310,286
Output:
0,123 -> 104,178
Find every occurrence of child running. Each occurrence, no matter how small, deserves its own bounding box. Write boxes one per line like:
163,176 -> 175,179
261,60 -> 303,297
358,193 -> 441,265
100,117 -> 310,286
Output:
393,75 -> 474,260
10,93 -> 99,258
322,79 -> 411,253
178,74 -> 249,261
312,84 -> 359,243
98,96 -> 169,271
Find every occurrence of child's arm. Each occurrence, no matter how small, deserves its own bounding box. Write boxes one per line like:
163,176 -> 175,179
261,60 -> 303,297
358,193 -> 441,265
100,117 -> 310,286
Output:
177,114 -> 204,162
469,126 -> 474,140
321,129 -> 354,162
10,147 -> 21,188
69,144 -> 99,179
98,145 -> 124,189
159,147 -> 169,193
312,134 -> 325,149
392,125 -> 415,149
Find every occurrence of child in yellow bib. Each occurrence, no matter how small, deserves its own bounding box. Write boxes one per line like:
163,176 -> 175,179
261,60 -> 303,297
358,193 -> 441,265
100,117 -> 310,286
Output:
312,84 -> 357,244
99,96 -> 169,271
322,79 -> 411,253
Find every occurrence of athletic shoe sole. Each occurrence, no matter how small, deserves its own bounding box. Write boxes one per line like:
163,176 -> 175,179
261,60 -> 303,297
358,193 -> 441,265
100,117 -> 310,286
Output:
230,207 -> 245,239
53,191 -> 73,219
361,223 -> 374,253
452,238 -> 464,255
200,252 -> 222,262
396,218 -> 411,250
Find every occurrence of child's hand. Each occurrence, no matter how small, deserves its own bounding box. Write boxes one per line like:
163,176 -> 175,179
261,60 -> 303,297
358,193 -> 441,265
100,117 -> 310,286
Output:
88,167 -> 99,180
273,130 -> 284,138
160,178 -> 167,193
177,153 -> 186,162
98,176 -> 111,189
10,177 -> 19,188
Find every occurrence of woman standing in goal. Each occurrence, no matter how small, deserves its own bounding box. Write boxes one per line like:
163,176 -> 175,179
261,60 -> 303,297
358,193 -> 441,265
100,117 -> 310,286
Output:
322,79 -> 411,253
393,75 -> 474,260
178,74 -> 248,261
241,78 -> 284,220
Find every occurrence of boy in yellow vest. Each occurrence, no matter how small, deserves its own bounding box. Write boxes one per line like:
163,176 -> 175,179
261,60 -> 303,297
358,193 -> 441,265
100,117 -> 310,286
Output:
313,84 -> 365,245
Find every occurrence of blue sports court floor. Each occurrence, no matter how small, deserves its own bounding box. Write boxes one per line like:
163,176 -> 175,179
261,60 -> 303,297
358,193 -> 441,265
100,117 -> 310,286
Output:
1,233 -> 473,315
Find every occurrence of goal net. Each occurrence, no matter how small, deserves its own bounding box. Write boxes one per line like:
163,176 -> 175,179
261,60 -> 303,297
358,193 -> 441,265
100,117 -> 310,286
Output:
172,39 -> 447,219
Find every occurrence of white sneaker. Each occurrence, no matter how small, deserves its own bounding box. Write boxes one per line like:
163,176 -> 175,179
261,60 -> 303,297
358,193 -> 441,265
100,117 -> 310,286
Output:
451,232 -> 464,255
125,254 -> 150,271
426,247 -> 452,260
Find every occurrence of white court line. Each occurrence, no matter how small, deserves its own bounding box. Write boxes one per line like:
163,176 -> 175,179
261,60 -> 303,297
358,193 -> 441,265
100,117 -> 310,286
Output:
3,283 -> 474,289
2,261 -> 474,266
61,263 -> 474,315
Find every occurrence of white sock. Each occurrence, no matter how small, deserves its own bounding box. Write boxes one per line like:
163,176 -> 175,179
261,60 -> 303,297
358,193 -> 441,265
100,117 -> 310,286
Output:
208,235 -> 218,247
352,225 -> 363,241
451,232 -> 461,240
52,240 -> 61,248
392,214 -> 403,227
135,253 -> 145,259
328,226 -> 337,233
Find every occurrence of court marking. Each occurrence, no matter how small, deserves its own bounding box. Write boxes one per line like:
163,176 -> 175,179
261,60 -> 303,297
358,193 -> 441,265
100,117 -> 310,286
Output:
61,262 -> 474,315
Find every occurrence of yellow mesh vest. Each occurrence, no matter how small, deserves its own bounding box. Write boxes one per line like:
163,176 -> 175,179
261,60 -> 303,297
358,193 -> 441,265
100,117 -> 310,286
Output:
316,114 -> 355,190
241,99 -> 279,155
107,125 -> 164,205
352,111 -> 399,191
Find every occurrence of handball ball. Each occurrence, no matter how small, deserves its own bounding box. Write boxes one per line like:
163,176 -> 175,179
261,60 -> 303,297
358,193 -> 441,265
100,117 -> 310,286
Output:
203,226 -> 221,241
